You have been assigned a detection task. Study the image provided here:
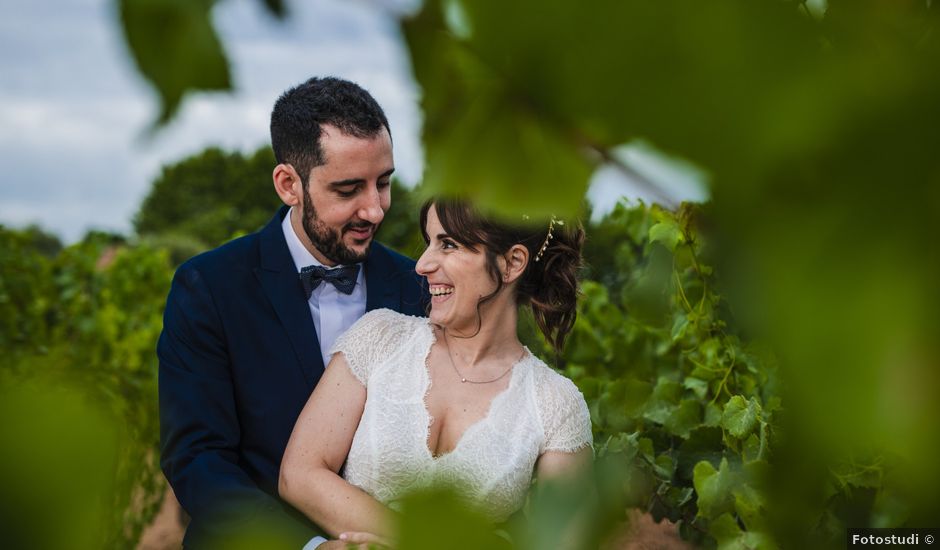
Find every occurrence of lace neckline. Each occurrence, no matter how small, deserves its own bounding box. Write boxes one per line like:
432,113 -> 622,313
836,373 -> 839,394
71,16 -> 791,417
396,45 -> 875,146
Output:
419,319 -> 530,461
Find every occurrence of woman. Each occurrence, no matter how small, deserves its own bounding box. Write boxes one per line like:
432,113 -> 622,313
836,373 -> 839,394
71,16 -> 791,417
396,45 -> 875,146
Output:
279,199 -> 593,547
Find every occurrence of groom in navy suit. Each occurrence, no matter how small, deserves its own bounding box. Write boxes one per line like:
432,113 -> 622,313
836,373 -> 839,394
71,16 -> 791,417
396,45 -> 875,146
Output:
158,77 -> 426,549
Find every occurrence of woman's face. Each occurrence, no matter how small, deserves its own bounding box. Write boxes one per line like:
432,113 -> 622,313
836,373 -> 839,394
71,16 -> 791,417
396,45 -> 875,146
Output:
416,205 -> 499,332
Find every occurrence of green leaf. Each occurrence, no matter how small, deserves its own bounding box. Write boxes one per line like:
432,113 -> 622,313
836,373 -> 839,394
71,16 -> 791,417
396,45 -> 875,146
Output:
663,486 -> 695,509
678,427 -> 724,480
653,453 -> 676,481
649,219 -> 684,252
683,376 -> 709,399
743,434 -> 761,463
119,0 -> 231,125
693,458 -> 737,519
259,0 -> 286,18
396,486 -> 510,550
642,377 -> 683,424
601,431 -> 640,459
733,484 -> 767,532
664,398 -> 703,439
671,313 -> 690,342
638,437 -> 656,464
401,1 -> 591,218
708,513 -> 744,547
709,513 -> 777,550
721,396 -> 762,439
599,378 -> 652,431
704,402 -> 723,427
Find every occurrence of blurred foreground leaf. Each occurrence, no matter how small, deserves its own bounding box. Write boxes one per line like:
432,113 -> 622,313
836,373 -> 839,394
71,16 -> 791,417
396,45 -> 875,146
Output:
0,380 -> 122,550
118,0 -> 231,125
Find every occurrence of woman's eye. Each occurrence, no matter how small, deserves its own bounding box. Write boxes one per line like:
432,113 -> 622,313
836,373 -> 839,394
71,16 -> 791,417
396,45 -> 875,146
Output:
441,239 -> 458,250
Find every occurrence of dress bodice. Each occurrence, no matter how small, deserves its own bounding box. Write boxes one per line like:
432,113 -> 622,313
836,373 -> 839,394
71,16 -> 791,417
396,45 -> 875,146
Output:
330,309 -> 593,522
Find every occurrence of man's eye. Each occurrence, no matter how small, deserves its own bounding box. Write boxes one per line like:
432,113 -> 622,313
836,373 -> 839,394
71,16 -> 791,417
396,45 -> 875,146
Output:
337,189 -> 357,198
377,179 -> 391,189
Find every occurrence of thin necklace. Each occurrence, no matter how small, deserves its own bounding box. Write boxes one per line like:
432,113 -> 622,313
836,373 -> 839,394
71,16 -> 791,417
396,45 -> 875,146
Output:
442,329 -> 527,384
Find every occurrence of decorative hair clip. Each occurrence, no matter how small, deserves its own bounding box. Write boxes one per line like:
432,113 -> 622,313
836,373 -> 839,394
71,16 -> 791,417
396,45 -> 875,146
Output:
534,216 -> 563,262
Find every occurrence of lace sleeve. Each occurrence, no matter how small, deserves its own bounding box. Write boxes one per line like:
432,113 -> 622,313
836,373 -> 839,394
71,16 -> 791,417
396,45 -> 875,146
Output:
329,308 -> 410,386
539,373 -> 594,454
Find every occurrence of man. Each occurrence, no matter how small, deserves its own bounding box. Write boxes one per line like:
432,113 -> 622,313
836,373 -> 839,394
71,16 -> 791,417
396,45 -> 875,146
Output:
158,77 -> 426,548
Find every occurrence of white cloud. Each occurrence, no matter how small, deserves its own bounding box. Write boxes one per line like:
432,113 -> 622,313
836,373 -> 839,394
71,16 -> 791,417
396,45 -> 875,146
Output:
0,0 -> 425,242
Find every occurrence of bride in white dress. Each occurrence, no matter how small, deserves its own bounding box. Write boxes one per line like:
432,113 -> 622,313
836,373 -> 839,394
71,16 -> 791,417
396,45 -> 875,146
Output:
279,199 -> 593,548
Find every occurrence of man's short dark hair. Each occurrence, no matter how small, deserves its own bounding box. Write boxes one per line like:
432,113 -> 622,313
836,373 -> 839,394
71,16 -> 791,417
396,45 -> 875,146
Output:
270,77 -> 391,187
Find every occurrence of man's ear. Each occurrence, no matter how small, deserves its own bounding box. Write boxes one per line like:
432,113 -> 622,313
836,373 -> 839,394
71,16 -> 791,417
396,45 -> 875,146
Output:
501,244 -> 530,284
273,164 -> 303,206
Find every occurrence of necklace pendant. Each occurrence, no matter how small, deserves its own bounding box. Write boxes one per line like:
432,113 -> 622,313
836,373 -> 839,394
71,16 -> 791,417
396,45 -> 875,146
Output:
461,378 -> 467,383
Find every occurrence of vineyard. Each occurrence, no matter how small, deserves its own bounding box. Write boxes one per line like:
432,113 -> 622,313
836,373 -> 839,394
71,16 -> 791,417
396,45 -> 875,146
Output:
3,0 -> 939,548
0,162 -> 917,547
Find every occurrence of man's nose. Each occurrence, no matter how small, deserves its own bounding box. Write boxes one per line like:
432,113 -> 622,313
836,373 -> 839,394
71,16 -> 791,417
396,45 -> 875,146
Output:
358,186 -> 385,225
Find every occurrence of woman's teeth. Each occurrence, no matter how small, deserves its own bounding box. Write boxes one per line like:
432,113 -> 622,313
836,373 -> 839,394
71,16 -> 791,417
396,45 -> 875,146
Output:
430,287 -> 454,296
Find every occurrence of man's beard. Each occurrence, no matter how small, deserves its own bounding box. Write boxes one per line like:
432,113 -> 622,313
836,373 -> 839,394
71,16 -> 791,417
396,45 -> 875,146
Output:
301,192 -> 378,265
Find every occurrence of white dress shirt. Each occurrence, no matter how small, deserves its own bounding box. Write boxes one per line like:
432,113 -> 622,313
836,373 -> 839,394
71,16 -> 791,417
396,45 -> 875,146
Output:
283,209 -> 365,549
282,208 -> 367,369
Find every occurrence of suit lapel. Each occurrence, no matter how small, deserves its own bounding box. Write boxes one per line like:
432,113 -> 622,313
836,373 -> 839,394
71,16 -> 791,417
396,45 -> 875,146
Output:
255,207 -> 324,390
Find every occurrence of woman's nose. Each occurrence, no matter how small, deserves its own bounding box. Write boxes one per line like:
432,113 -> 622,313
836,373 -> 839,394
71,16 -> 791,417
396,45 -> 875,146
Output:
415,246 -> 435,276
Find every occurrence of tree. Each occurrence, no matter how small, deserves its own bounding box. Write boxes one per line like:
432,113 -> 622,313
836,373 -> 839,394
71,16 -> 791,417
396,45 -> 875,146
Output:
134,145 -> 426,261
134,146 -> 281,253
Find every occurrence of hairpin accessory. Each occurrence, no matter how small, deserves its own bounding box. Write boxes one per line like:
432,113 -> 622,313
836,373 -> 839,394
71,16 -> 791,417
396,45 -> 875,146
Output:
534,216 -> 563,263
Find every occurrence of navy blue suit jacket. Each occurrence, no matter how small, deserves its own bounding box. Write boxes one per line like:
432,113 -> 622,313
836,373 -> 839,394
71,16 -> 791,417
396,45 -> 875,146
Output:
158,207 -> 427,548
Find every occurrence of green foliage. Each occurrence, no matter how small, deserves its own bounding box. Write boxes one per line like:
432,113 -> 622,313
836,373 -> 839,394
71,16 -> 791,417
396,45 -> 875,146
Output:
397,0 -> 940,541
134,146 -> 282,256
0,381 -> 122,550
0,226 -> 57,366
553,201 -> 782,546
133,146 -> 425,262
0,226 -> 173,548
119,0 -> 231,125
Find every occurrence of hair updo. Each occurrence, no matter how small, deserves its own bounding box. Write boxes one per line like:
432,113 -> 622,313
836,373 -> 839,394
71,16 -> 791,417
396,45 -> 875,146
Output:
419,198 -> 585,354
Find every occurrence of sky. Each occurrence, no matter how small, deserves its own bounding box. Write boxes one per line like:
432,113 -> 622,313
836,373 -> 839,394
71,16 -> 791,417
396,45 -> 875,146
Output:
0,0 -> 707,243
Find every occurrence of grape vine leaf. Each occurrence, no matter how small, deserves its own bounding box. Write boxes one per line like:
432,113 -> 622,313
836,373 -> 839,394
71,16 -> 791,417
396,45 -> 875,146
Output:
119,0 -> 231,125
664,398 -> 703,439
649,219 -> 684,252
260,0 -> 286,18
401,0 -> 592,218
694,458 -> 737,519
721,395 -> 762,439
709,513 -> 777,550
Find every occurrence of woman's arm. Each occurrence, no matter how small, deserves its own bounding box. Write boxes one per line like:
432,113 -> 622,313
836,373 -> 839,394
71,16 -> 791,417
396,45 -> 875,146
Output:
279,353 -> 395,539
535,447 -> 595,550
535,447 -> 593,481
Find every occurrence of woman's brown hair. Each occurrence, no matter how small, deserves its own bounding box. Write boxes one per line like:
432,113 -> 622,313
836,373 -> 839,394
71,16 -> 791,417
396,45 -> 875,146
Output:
419,198 -> 584,354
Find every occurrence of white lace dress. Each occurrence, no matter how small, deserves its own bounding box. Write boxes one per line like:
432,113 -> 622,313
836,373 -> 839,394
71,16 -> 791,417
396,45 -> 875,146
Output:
329,309 -> 593,523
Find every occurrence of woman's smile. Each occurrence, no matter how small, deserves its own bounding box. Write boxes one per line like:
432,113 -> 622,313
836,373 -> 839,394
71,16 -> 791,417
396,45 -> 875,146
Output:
429,284 -> 454,303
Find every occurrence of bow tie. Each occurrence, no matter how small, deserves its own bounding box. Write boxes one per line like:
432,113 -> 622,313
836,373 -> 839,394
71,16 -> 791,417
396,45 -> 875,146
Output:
299,264 -> 360,297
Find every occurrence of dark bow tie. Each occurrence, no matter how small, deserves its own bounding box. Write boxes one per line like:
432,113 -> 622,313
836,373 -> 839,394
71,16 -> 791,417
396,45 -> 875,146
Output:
299,264 -> 360,297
